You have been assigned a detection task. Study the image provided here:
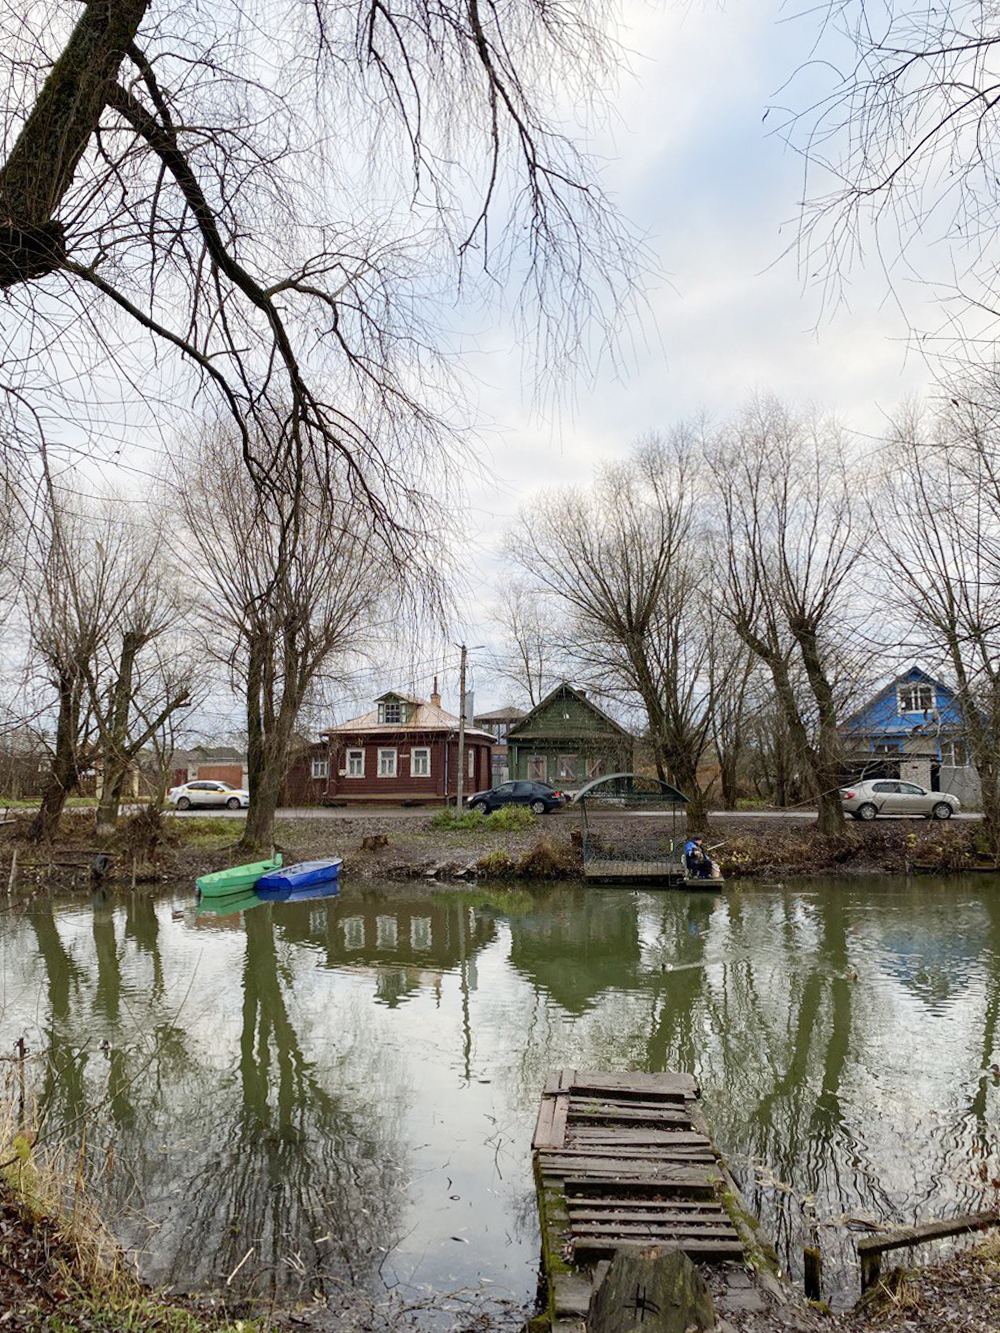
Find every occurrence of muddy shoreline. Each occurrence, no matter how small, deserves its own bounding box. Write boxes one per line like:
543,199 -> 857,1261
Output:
0,808 -> 994,892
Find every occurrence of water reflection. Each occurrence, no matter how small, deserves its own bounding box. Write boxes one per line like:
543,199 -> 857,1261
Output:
2,876 -> 999,1311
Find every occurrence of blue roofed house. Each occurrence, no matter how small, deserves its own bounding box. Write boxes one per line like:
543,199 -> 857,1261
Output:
839,666 -> 980,807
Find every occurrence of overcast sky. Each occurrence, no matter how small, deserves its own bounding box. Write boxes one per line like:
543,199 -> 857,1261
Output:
434,0 -> 938,713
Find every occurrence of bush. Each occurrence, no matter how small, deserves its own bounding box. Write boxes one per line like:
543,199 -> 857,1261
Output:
428,804 -> 538,832
475,850 -> 517,876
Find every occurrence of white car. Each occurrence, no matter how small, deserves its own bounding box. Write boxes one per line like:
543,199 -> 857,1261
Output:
167,780 -> 250,811
839,779 -> 959,821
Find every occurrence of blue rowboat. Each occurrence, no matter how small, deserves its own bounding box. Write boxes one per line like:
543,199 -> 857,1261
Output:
255,857 -> 343,895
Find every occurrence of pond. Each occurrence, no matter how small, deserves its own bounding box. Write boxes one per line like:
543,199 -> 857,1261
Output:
3,875 -> 999,1315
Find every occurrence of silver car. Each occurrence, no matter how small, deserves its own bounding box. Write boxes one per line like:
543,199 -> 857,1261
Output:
839,779 -> 959,821
167,780 -> 250,811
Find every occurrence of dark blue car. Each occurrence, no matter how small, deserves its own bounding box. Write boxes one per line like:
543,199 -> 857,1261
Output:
467,780 -> 567,815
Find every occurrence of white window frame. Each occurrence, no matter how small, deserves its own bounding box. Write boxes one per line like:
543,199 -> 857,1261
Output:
898,683 -> 936,714
378,748 -> 398,778
411,747 -> 431,777
468,748 -> 475,778
346,748 -> 365,778
379,700 -> 405,724
311,756 -> 329,780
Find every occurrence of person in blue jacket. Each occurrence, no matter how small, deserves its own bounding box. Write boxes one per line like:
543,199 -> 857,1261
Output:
684,836 -> 712,878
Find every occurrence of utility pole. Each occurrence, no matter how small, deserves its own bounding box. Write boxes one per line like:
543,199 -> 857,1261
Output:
456,643 -> 468,809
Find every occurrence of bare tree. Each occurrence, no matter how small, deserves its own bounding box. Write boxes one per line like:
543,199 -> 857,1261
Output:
21,482 -> 194,839
0,0 -> 638,525
789,0 -> 1000,338
879,381 -> 1000,854
509,432 -> 716,825
487,580 -> 564,708
709,398 -> 869,835
179,425 -> 418,851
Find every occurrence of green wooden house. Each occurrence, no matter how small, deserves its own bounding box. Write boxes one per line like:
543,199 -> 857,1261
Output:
506,683 -> 633,789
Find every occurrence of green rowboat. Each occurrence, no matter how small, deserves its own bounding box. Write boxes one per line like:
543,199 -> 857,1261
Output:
197,889 -> 266,917
196,854 -> 282,897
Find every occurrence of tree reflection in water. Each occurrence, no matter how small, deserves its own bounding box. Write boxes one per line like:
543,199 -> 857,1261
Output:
6,876 -> 1000,1311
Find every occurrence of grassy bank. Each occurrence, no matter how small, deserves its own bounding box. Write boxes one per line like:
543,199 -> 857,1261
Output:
0,806 -> 995,891
0,1076 -> 277,1333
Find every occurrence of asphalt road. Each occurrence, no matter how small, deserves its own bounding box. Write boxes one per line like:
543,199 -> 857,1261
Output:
166,805 -> 983,821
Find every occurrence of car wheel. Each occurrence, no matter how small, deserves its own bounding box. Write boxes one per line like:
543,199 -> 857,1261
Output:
226,797 -> 241,810
931,802 -> 953,820
471,800 -> 489,814
176,796 -> 191,810
856,803 -> 878,821
530,799 -> 546,814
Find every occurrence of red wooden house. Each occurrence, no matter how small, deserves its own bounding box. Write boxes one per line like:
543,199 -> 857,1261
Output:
323,687 -> 493,804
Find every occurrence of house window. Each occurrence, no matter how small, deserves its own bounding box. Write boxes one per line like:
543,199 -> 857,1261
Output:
586,757 -> 606,779
940,740 -> 968,766
378,748 -> 397,777
376,914 -> 398,948
527,755 -> 547,781
468,748 -> 475,778
346,749 -> 365,778
378,700 -> 406,724
311,756 -> 329,780
412,747 -> 431,777
557,753 -> 578,781
898,683 -> 936,714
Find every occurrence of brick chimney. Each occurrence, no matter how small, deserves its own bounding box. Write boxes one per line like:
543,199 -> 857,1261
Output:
430,675 -> 441,708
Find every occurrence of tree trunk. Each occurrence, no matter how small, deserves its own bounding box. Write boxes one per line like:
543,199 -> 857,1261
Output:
792,622 -> 844,836
95,765 -> 127,840
29,670 -> 83,842
240,629 -> 303,852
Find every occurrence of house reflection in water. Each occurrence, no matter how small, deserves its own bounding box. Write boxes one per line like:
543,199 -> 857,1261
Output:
268,891 -> 499,1007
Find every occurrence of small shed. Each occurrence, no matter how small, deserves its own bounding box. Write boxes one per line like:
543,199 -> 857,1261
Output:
576,772 -> 689,884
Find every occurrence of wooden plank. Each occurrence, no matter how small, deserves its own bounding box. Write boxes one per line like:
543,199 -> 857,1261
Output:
569,1095 -> 693,1112
551,1093 -> 569,1149
568,1071 -> 697,1098
550,1144 -> 710,1159
543,1071 -> 562,1095
856,1210 -> 1000,1261
568,1198 -> 729,1214
571,1221 -> 740,1239
568,1129 -> 710,1146
540,1154 -> 718,1177
533,1097 -> 558,1151
550,1273 -> 594,1317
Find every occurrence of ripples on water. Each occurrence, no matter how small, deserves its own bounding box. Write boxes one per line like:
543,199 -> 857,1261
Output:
3,875 -> 999,1313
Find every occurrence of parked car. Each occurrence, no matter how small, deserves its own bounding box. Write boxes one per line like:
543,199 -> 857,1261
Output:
839,779 -> 960,821
167,780 -> 250,811
467,780 -> 567,815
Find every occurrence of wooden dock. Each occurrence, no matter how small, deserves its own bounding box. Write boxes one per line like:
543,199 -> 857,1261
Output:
581,858 -> 682,883
533,1070 -> 784,1329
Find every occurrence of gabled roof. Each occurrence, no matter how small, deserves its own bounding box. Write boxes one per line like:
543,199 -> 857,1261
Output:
507,682 -> 632,741
172,745 -> 246,764
375,690 -> 423,705
474,706 -> 528,723
328,694 -> 494,741
840,664 -> 964,737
